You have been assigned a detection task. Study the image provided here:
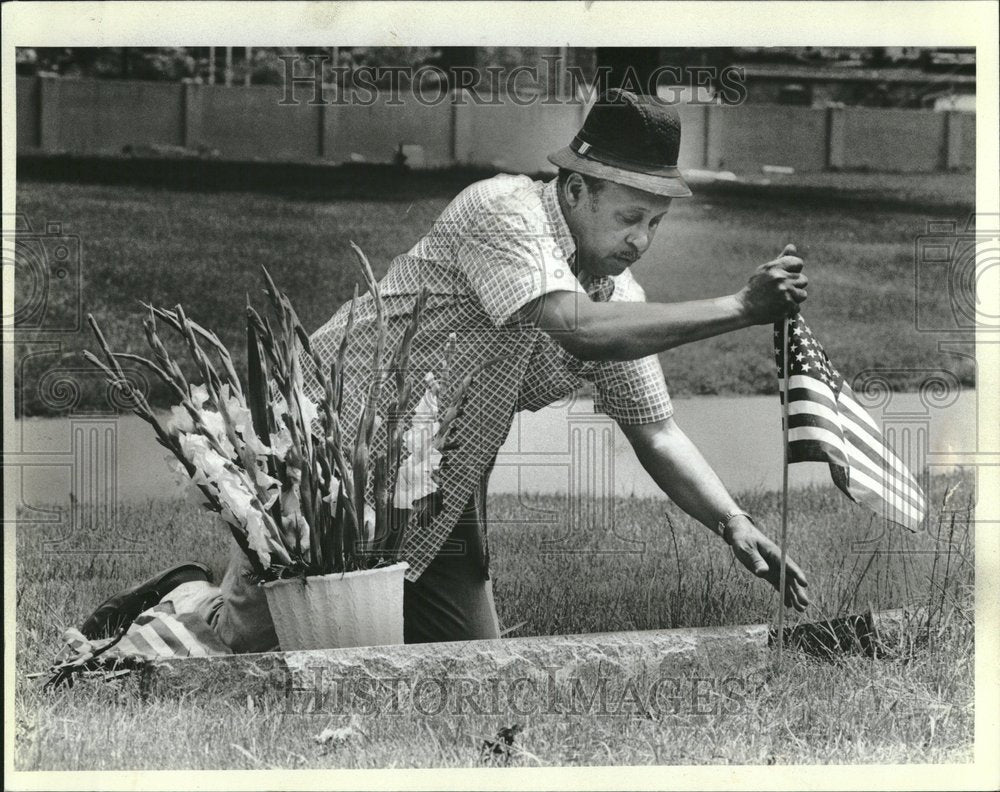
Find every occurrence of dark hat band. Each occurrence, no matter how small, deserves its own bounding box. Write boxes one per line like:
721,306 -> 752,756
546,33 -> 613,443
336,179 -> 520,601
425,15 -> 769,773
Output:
570,136 -> 682,177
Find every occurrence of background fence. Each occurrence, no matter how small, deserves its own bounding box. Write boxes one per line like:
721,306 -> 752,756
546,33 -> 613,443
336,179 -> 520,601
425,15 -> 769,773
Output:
16,75 -> 976,174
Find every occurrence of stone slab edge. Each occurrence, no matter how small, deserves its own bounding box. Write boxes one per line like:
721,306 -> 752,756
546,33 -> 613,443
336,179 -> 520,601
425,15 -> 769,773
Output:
141,623 -> 770,702
140,608 -> 926,704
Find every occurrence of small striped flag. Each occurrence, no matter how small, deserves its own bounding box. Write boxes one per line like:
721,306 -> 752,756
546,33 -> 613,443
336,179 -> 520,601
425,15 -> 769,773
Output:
773,314 -> 926,531
48,601 -> 230,687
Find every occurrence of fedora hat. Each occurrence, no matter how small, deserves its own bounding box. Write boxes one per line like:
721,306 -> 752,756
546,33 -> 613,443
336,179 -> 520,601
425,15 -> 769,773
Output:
547,88 -> 692,198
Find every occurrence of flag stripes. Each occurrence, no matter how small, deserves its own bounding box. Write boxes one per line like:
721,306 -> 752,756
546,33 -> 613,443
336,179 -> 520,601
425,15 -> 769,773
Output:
53,602 -> 230,674
782,380 -> 924,511
774,316 -> 926,531
846,464 -> 923,528
839,424 -> 924,506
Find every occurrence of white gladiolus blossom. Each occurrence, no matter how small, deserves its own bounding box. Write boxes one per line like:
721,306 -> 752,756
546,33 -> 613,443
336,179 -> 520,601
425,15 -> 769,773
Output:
173,425 -> 284,567
269,427 -> 293,461
189,383 -> 211,407
219,387 -> 251,433
393,447 -> 442,509
179,432 -> 228,482
363,503 -> 377,542
267,388 -> 317,454
243,433 -> 271,456
243,508 -> 272,569
255,469 -> 281,509
320,467 -> 341,512
220,388 -> 272,456
166,405 -> 194,435
182,385 -> 265,458
216,473 -> 255,520
393,374 -> 443,509
401,388 -> 439,462
271,396 -> 287,430
186,407 -> 235,459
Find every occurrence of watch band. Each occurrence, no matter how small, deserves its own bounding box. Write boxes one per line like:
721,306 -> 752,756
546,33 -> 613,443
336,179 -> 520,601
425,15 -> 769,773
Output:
718,509 -> 754,543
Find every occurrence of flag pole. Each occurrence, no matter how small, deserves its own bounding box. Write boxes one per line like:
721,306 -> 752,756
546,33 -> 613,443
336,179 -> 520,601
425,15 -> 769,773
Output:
776,315 -> 791,663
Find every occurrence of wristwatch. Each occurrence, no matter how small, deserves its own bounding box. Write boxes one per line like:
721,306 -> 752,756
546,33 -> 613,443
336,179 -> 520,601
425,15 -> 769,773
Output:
718,509 -> 754,544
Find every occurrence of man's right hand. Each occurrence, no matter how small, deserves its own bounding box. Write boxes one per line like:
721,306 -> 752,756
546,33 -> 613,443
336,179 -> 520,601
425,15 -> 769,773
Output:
736,244 -> 808,324
725,516 -> 810,612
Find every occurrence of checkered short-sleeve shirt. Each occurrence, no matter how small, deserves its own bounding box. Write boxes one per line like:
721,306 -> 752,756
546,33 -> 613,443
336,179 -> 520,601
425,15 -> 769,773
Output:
306,175 -> 673,580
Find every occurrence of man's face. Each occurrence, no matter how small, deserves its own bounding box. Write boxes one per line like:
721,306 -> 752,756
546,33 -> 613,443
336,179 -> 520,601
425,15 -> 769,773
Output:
561,176 -> 673,278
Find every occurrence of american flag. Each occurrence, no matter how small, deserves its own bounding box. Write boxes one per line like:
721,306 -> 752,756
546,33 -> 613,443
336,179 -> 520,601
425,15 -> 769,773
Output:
773,314 -> 926,531
45,601 -> 230,688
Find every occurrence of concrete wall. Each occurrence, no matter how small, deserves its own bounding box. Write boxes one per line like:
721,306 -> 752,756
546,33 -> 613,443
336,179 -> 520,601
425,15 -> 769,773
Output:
455,98 -> 584,173
958,112 -> 976,170
706,104 -> 828,172
325,94 -> 453,167
15,76 -> 975,174
841,107 -> 947,172
16,76 -> 39,150
38,77 -> 184,153
675,103 -> 707,169
189,84 -> 320,161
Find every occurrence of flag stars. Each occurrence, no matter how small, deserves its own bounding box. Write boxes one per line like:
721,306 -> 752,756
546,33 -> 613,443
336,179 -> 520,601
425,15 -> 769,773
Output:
780,315 -> 927,532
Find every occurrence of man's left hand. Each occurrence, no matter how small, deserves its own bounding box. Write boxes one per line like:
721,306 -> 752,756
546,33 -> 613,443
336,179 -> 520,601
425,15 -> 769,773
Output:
725,517 -> 810,612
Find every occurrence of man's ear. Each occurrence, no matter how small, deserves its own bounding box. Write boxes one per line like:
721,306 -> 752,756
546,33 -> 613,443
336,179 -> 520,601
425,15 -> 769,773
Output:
563,172 -> 585,209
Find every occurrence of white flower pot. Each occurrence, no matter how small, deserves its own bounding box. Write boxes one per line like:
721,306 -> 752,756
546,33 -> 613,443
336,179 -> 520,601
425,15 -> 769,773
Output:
262,563 -> 408,650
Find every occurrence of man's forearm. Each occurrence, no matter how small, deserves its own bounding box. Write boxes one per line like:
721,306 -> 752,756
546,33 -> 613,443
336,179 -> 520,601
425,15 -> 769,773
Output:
621,417 -> 811,610
529,292 -> 753,362
621,417 -> 742,539
578,295 -> 752,361
523,249 -> 807,362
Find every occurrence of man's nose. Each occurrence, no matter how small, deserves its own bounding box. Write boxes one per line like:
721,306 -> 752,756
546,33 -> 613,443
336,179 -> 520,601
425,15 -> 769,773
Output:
627,229 -> 650,253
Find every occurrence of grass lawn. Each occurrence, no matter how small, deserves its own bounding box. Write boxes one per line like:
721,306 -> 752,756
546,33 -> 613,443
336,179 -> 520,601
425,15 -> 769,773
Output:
14,176 -> 974,415
14,472 -> 974,769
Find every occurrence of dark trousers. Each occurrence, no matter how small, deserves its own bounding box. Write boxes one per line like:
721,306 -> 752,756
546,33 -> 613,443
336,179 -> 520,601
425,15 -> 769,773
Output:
403,470 -> 500,644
